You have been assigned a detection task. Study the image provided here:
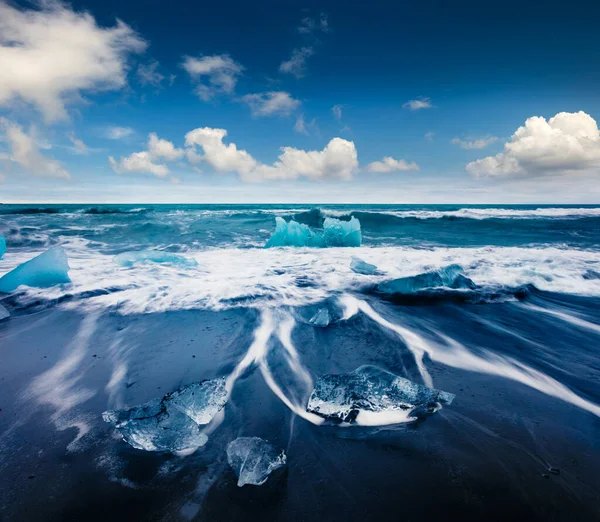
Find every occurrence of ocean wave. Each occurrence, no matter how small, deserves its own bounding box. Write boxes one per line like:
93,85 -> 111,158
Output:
372,207 -> 600,220
3,245 -> 600,315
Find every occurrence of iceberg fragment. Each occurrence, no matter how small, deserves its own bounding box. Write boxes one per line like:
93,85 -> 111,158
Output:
0,247 -> 71,293
265,216 -> 361,248
0,303 -> 9,321
378,264 -> 477,295
309,307 -> 331,327
350,256 -> 377,275
0,235 -> 6,259
102,378 -> 227,453
227,437 -> 287,487
114,250 -> 198,268
306,365 -> 455,425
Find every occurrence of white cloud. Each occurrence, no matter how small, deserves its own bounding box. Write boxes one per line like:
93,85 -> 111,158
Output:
181,54 -> 243,101
466,111 -> 600,177
402,97 -> 433,111
0,118 -> 70,179
106,126 -> 133,140
298,14 -> 329,35
240,91 -> 301,117
366,156 -> 419,173
68,132 -> 88,155
332,104 -> 343,121
424,131 -> 435,141
109,132 -> 182,177
451,136 -> 498,150
147,133 -> 184,161
184,127 -> 357,182
137,61 -> 165,88
294,114 -> 318,135
280,47 -> 314,78
0,1 -> 146,122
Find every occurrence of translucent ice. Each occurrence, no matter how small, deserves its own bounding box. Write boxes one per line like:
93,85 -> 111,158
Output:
0,247 -> 71,293
227,437 -> 287,487
102,378 -> 227,453
306,365 -> 455,425
309,307 -> 330,327
114,250 -> 198,268
265,216 -> 361,248
378,264 -> 477,295
0,304 -> 9,321
0,235 -> 6,259
350,256 -> 377,275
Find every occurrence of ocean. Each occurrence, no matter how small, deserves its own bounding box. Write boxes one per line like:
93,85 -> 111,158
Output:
0,204 -> 599,521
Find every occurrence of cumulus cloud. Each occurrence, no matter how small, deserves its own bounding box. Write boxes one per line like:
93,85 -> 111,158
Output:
402,97 -> 433,111
280,47 -> 314,78
366,156 -> 419,173
109,132 -> 182,177
0,119 -> 70,179
240,91 -> 301,117
181,54 -> 243,101
184,127 -> 357,182
0,1 -> 146,122
106,126 -> 133,140
466,111 -> 600,177
451,136 -> 498,150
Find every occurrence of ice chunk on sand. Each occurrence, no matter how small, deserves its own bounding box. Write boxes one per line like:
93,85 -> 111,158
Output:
227,437 -> 287,487
102,378 -> 227,453
0,235 -> 6,259
350,256 -> 377,275
265,216 -> 361,248
306,365 -> 455,425
309,307 -> 331,327
378,264 -> 476,295
323,216 -> 362,247
0,247 -> 71,293
114,250 -> 198,268
0,304 -> 9,321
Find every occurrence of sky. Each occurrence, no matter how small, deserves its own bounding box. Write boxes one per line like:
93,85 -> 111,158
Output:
1,0 -> 600,203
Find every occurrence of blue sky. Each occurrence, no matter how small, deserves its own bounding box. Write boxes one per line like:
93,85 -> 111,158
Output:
1,0 -> 600,203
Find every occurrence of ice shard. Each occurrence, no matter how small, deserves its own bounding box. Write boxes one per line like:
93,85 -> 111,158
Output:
306,365 -> 455,425
114,250 -> 198,268
0,304 -> 9,321
0,247 -> 71,293
0,235 -> 6,259
378,264 -> 476,295
265,217 -> 361,248
350,256 -> 377,275
227,437 -> 287,487
102,378 -> 227,454
309,307 -> 331,327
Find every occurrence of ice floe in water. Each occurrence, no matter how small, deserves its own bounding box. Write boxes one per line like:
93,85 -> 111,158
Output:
227,437 -> 287,487
102,378 -> 227,454
265,216 -> 361,248
309,307 -> 331,327
350,256 -> 377,275
0,246 -> 71,293
378,264 -> 476,295
306,365 -> 455,425
0,235 -> 5,258
114,250 -> 198,268
0,303 -> 9,321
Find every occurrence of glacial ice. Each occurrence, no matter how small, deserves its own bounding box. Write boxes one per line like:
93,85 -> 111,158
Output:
350,256 -> 377,275
378,264 -> 477,295
309,307 -> 331,327
102,378 -> 228,453
0,235 -> 6,259
114,250 -> 198,268
0,304 -> 9,321
0,247 -> 71,293
265,216 -> 361,248
227,437 -> 287,487
306,365 -> 455,425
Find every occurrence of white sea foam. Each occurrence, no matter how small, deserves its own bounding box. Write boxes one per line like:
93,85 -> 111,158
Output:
371,207 -> 600,220
3,244 -> 600,314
